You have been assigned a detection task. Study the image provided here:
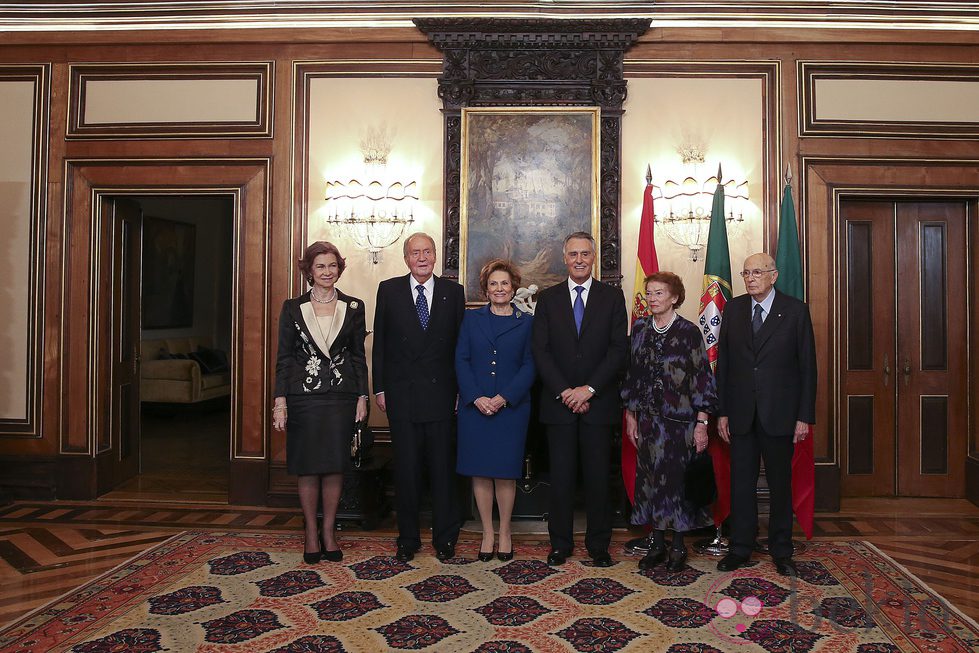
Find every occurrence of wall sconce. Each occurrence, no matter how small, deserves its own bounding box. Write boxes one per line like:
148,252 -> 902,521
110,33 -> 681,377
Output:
651,143 -> 748,261
324,126 -> 416,264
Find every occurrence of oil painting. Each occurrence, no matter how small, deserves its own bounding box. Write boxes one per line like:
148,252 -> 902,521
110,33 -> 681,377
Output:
460,107 -> 600,302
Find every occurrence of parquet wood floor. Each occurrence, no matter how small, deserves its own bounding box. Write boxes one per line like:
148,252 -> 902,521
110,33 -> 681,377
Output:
1,498 -> 977,629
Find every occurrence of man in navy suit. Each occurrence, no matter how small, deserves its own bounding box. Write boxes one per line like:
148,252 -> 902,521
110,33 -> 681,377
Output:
531,231 -> 629,567
373,232 -> 465,562
715,252 -> 817,577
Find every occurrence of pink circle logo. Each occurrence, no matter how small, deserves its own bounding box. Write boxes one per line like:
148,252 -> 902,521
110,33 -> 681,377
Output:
704,571 -> 765,643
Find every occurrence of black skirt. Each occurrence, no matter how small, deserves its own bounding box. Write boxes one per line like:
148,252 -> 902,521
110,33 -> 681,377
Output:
285,393 -> 356,475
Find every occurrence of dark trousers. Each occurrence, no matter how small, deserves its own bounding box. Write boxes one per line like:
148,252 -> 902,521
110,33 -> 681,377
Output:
390,418 -> 461,550
546,421 -> 612,556
729,416 -> 795,559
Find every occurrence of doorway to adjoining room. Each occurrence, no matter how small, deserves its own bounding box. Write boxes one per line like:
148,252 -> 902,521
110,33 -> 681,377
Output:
99,194 -> 235,503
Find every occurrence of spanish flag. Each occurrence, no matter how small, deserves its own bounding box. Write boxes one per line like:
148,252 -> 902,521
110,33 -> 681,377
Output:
622,165 -> 659,505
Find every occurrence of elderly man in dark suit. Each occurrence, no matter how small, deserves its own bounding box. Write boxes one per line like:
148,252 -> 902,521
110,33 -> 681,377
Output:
373,232 -> 465,563
532,231 -> 629,567
715,252 -> 817,577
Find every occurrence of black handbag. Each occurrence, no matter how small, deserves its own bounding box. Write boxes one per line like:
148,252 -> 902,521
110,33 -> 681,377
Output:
684,449 -> 717,509
350,420 -> 373,468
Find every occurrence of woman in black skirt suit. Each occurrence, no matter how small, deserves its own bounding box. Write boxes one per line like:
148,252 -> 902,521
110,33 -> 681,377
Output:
273,241 -> 369,563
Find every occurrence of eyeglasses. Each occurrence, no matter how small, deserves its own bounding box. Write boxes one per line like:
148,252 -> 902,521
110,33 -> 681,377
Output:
740,268 -> 775,279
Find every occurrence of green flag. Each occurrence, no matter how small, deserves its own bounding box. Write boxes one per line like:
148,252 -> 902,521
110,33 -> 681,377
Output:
701,174 -> 732,303
774,176 -> 815,540
774,182 -> 804,301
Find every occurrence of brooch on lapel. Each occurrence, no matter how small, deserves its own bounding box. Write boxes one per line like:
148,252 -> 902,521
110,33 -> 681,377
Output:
350,301 -> 359,309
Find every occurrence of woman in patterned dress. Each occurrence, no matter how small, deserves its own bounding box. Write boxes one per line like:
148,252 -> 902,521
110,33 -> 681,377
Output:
273,241 -> 369,564
622,271 -> 716,571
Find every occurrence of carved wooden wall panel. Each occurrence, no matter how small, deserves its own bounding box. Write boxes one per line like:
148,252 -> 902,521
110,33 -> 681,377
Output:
415,19 -> 649,284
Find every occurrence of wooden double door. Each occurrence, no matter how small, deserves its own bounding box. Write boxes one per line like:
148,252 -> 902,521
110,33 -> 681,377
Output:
840,199 -> 968,498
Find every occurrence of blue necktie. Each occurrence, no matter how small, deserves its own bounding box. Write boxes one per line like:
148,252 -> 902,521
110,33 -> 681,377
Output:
573,285 -> 585,335
752,303 -> 764,335
415,284 -> 430,330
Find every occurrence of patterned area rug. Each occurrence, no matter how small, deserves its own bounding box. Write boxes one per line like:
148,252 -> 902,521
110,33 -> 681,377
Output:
1,532 -> 977,652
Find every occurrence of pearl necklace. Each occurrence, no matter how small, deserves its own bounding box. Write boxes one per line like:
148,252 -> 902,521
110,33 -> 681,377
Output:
310,288 -> 337,304
651,312 -> 677,334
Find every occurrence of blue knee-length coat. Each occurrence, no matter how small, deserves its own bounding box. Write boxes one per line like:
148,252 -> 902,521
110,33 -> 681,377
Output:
455,304 -> 536,479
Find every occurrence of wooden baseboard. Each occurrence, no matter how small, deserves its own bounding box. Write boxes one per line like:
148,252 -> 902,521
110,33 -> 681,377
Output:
229,458 -> 268,505
815,464 -> 841,512
967,455 -> 979,507
0,456 -> 58,500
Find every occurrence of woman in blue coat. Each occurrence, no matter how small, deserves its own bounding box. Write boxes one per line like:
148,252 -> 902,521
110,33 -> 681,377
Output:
456,259 -> 536,562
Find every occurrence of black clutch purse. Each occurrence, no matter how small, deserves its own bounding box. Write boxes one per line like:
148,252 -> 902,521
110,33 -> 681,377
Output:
350,420 -> 373,468
684,449 -> 717,509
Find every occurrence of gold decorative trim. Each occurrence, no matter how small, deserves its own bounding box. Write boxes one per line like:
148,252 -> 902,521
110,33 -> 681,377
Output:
67,62 -> 273,140
0,65 -> 49,439
799,61 -> 979,139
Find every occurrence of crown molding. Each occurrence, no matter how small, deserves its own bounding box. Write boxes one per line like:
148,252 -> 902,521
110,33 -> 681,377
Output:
1,1 -> 979,34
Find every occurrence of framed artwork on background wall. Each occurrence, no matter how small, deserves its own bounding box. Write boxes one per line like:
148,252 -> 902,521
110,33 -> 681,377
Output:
142,216 -> 196,329
460,106 -> 601,303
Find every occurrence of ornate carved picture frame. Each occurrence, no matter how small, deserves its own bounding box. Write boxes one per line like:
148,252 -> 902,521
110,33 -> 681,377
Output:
414,18 -> 650,286
460,106 -> 600,301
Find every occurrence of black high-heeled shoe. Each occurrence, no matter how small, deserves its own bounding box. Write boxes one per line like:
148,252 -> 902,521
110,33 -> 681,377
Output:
303,536 -> 321,564
477,550 -> 495,562
322,548 -> 343,562
496,534 -> 513,561
302,517 -> 321,563
321,533 -> 343,562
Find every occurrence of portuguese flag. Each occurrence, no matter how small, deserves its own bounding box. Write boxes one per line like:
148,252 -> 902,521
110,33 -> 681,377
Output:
699,165 -> 733,527
622,166 -> 659,505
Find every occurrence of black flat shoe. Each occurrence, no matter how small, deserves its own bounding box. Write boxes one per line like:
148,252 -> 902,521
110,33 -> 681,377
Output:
666,548 -> 688,571
773,556 -> 798,577
591,552 -> 613,568
546,550 -> 568,566
477,550 -> 495,562
322,549 -> 343,562
639,546 -> 667,570
717,553 -> 750,572
436,545 -> 456,562
497,550 -> 513,562
395,546 -> 417,562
